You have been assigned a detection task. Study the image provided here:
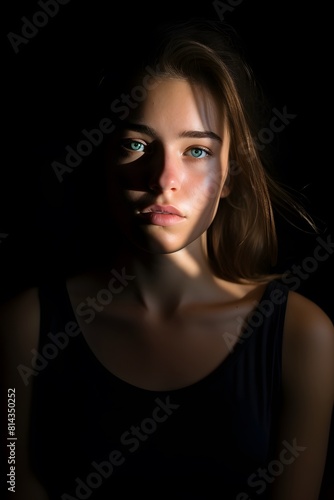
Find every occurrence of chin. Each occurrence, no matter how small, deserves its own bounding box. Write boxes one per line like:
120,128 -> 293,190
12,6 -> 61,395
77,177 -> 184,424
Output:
122,222 -> 202,255
126,233 -> 187,255
132,241 -> 186,255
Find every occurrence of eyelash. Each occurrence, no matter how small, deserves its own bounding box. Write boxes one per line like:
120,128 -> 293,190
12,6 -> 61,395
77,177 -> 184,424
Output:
185,147 -> 212,159
120,139 -> 212,159
121,139 -> 147,154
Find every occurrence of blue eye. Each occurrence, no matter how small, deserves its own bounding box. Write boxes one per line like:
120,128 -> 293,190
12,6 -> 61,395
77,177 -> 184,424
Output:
118,138 -> 154,160
186,147 -> 210,159
128,141 -> 145,152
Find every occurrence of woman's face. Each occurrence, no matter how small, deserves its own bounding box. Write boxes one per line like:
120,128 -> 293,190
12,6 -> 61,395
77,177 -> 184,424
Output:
105,77 -> 230,254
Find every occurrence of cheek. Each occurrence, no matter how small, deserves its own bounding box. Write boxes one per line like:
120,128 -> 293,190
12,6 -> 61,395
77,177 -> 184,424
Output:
189,169 -> 224,214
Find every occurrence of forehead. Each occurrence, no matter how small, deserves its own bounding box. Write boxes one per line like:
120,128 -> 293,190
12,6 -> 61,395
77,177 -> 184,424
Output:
127,78 -> 225,134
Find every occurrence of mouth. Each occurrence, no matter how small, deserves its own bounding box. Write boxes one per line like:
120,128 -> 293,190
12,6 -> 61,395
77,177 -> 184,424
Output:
139,205 -> 184,217
136,205 -> 185,226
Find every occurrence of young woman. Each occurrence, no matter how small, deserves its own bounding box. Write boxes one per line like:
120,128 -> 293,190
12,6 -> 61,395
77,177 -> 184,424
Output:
1,18 -> 333,500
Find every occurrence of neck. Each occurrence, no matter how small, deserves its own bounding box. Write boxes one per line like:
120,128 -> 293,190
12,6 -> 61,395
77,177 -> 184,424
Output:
111,237 -> 222,317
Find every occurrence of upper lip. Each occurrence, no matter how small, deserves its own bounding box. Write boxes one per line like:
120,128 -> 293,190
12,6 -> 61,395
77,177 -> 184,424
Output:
139,205 -> 184,217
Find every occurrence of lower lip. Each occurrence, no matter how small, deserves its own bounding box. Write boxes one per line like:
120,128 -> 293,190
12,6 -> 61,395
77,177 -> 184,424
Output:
138,212 -> 185,226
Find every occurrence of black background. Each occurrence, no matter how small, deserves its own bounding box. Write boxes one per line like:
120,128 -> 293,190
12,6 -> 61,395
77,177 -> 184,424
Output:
1,0 -> 333,320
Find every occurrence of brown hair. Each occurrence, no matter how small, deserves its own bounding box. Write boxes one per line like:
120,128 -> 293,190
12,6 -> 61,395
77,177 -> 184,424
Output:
100,18 -> 316,282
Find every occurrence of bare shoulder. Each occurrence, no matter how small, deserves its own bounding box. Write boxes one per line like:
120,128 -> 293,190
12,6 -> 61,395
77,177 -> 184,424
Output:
0,286 -> 41,388
282,288 -> 334,406
269,290 -> 334,499
0,286 -> 41,348
283,290 -> 334,385
0,285 -> 40,315
0,288 -> 50,499
284,290 -> 334,358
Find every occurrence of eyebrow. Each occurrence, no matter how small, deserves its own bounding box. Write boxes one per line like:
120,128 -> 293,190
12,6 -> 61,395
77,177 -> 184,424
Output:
122,122 -> 222,143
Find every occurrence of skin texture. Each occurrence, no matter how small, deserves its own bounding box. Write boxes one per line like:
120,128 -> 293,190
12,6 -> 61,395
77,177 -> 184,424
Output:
1,78 -> 334,500
105,78 -> 230,257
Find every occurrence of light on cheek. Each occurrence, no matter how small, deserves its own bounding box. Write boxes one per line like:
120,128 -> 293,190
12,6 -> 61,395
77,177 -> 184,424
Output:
206,180 -> 222,199
204,169 -> 224,200
191,174 -> 223,214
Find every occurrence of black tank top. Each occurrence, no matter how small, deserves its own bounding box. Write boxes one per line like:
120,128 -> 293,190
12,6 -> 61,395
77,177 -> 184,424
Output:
29,278 -> 289,499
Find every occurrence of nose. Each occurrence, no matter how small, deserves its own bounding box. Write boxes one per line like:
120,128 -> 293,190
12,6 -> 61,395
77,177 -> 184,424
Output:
148,148 -> 182,193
